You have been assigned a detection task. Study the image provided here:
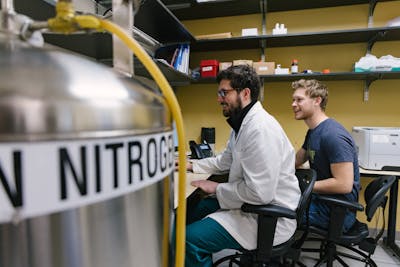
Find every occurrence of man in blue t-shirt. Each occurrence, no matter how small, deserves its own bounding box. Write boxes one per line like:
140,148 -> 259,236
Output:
291,79 -> 360,232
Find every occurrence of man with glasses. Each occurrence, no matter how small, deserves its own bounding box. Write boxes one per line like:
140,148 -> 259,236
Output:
182,65 -> 301,266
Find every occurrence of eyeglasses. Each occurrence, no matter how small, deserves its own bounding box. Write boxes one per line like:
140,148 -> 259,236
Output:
217,88 -> 236,98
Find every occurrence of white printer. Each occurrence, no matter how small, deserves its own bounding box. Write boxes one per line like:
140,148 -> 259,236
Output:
352,127 -> 400,171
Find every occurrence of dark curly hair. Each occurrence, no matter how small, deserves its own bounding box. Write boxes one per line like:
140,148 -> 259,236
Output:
217,64 -> 260,102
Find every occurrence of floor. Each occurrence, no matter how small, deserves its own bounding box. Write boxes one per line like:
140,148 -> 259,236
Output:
213,240 -> 400,266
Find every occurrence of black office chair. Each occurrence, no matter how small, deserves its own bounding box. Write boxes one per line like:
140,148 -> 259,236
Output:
213,168 -> 317,267
299,175 -> 396,267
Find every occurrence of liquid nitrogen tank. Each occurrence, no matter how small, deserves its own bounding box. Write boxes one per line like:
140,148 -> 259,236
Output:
0,5 -> 174,267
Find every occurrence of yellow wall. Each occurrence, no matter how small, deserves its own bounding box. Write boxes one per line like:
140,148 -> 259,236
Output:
176,2 -> 400,230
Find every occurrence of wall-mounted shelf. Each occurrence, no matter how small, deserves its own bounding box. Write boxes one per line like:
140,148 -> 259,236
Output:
261,71 -> 400,81
162,0 -> 262,20
195,71 -> 400,83
99,57 -> 193,86
44,33 -> 193,86
44,33 -> 112,60
162,0 -> 397,20
135,59 -> 194,86
191,26 -> 400,52
133,0 -> 195,44
196,71 -> 400,101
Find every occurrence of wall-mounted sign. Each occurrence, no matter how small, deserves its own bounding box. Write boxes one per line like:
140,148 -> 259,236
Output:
0,131 -> 174,223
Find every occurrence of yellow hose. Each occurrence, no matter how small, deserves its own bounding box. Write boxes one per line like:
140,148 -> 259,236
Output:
98,20 -> 187,267
162,176 -> 170,267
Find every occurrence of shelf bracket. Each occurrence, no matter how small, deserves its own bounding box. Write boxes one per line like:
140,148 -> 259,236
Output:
259,77 -> 265,102
112,0 -> 134,76
260,0 -> 267,34
260,0 -> 267,61
259,0 -> 267,103
368,0 -> 378,28
366,30 -> 387,54
363,76 -> 378,102
260,39 -> 266,61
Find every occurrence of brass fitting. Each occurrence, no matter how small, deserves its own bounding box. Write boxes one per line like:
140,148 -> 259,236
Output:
47,1 -> 77,33
47,1 -> 101,33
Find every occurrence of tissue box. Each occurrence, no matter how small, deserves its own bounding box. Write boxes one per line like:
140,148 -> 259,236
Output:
253,62 -> 275,75
233,60 -> 253,67
200,59 -> 219,78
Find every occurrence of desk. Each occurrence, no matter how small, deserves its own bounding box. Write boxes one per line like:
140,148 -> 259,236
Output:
359,167 -> 400,258
173,172 -> 210,209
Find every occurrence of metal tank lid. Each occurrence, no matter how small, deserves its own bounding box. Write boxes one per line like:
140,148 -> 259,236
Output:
0,13 -> 170,142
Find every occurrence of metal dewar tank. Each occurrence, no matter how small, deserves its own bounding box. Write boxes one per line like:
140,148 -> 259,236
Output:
0,10 -> 173,267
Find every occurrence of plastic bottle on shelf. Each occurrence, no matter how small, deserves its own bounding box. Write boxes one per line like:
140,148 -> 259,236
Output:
291,59 -> 299,74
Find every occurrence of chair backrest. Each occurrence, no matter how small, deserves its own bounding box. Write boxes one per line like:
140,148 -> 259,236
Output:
295,168 -> 317,227
364,175 -> 396,221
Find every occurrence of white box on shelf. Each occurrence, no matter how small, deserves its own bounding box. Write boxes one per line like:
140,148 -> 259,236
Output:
242,28 -> 258,36
272,23 -> 287,35
274,64 -> 289,74
275,68 -> 289,74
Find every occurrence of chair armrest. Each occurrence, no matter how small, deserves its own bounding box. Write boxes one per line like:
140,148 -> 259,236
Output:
241,203 -> 296,219
315,194 -> 364,212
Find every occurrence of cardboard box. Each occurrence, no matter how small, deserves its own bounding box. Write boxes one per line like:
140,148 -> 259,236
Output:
219,62 -> 232,71
196,32 -> 232,40
200,59 -> 219,78
233,60 -> 253,67
253,62 -> 275,75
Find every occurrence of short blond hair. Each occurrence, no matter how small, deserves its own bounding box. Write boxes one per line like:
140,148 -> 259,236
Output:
292,79 -> 328,111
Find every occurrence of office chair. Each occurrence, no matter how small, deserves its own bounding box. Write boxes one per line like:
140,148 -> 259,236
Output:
213,168 -> 317,267
300,175 -> 396,267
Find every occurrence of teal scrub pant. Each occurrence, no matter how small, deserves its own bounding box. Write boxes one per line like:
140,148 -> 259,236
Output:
184,198 -> 243,267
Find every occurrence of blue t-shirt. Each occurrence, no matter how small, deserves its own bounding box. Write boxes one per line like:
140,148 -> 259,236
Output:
302,118 -> 360,201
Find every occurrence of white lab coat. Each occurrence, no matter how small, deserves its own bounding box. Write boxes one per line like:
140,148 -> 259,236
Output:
192,101 -> 300,250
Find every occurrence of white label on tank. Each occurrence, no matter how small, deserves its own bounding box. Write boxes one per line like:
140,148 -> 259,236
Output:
372,134 -> 389,143
0,131 -> 174,223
